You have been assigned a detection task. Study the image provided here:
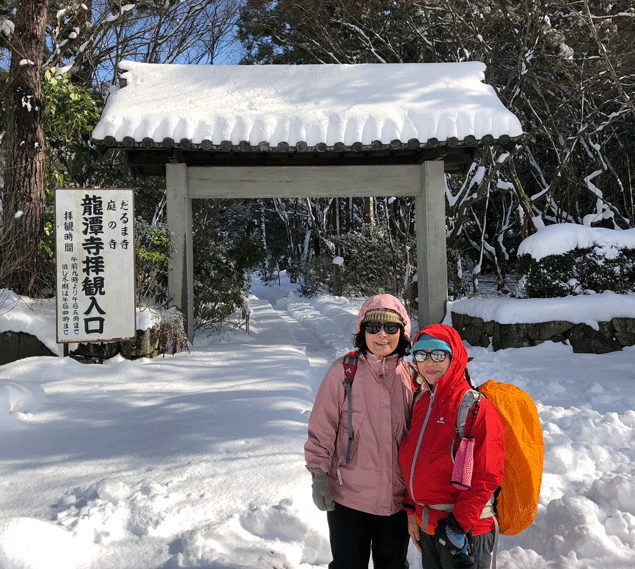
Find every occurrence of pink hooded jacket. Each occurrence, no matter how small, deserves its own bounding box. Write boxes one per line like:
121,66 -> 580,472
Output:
304,295 -> 414,516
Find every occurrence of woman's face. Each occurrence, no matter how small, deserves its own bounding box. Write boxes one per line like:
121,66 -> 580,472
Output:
416,351 -> 451,385
364,324 -> 400,357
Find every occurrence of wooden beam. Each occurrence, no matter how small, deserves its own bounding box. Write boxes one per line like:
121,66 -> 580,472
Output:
186,165 -> 423,198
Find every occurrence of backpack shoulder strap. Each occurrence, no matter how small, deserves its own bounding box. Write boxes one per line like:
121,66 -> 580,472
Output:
457,389 -> 482,439
342,352 -> 358,464
342,352 -> 358,386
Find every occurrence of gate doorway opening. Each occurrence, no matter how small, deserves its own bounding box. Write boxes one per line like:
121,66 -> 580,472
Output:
166,162 -> 447,338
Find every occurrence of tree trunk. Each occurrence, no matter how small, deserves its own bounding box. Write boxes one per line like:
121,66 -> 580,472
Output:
70,0 -> 94,87
1,0 -> 48,296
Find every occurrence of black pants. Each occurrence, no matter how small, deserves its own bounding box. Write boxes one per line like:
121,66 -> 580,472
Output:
327,502 -> 410,569
419,530 -> 495,569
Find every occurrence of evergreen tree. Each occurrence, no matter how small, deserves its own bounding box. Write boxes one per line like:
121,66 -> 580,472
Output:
1,0 -> 48,295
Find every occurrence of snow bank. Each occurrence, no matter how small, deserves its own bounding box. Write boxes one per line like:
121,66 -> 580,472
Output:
0,517 -> 87,569
0,290 -> 60,355
518,224 -> 635,261
0,379 -> 46,429
449,291 -> 635,327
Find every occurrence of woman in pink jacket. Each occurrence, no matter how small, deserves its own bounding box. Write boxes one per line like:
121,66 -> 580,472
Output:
304,294 -> 414,569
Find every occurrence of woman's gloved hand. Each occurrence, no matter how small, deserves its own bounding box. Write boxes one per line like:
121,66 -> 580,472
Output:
311,469 -> 335,511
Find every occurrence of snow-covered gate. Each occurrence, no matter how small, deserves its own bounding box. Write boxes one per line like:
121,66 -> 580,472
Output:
92,61 -> 523,338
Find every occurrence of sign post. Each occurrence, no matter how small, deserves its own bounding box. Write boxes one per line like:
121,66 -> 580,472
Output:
55,189 -> 136,348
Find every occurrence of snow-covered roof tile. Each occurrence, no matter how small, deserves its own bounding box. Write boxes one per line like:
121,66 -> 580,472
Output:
92,61 -> 523,152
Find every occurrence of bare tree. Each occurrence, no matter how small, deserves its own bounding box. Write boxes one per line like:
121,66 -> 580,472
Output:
237,0 -> 635,293
45,0 -> 244,85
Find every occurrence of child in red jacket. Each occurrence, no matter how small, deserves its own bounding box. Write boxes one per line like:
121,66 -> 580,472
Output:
399,324 -> 505,569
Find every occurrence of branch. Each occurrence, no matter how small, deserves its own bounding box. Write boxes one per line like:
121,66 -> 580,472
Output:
578,0 -> 635,119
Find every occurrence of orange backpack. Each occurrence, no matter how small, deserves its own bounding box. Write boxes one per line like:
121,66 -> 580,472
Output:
459,380 -> 544,535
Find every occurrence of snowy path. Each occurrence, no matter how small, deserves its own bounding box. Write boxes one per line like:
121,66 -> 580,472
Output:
0,279 -> 635,569
0,289 -> 357,569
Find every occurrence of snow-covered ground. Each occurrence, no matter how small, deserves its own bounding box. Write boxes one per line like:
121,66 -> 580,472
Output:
1,274 -> 635,569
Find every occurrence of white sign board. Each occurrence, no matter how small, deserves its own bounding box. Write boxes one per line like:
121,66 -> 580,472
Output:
55,189 -> 136,343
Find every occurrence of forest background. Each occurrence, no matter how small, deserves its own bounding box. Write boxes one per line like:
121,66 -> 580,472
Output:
1,0 -> 634,333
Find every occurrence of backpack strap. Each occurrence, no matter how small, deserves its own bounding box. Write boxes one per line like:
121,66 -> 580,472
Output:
454,389 -> 500,569
456,389 -> 482,440
342,352 -> 358,464
451,388 -> 482,462
343,352 -> 358,384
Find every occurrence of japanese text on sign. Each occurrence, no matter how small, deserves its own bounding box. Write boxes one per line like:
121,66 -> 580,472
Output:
55,189 -> 136,343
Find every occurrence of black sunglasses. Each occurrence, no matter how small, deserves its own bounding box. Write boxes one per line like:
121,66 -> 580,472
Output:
413,350 -> 449,363
364,321 -> 401,335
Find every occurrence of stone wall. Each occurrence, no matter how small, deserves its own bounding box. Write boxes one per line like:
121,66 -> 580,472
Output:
0,327 -> 160,366
451,312 -> 635,354
70,327 -> 161,363
0,331 -> 57,365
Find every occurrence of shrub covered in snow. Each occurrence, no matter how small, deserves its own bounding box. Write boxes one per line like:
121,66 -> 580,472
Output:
517,225 -> 635,298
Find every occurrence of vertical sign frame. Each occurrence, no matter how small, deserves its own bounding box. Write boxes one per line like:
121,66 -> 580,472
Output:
55,188 -> 136,344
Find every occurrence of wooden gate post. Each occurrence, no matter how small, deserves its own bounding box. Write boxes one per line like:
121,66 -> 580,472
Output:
166,163 -> 194,339
416,161 -> 448,328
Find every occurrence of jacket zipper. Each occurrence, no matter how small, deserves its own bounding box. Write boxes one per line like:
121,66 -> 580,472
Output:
408,385 -> 436,503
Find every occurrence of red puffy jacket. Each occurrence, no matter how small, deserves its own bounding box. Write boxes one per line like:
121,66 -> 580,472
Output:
398,324 -> 505,536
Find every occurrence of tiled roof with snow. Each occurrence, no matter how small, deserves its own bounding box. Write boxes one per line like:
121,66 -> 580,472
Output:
92,61 -> 523,153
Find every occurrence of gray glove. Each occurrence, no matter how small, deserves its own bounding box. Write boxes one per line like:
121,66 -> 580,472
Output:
311,469 -> 335,511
